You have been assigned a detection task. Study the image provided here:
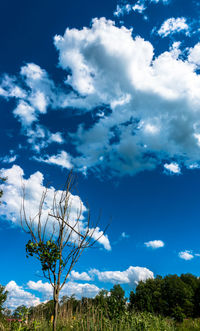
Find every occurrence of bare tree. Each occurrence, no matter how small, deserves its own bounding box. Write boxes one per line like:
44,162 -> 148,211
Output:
20,170 -> 107,331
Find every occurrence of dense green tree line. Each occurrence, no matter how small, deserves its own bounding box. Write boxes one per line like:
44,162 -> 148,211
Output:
130,273 -> 200,321
21,274 -> 200,323
1,273 -> 200,329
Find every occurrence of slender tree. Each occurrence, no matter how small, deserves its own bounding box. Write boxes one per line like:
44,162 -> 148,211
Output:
21,170 -> 107,331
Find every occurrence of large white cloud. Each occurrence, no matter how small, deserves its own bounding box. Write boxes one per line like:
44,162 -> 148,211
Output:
27,265 -> 154,299
53,18 -> 200,176
5,281 -> 40,310
90,266 -> 154,286
27,280 -> 100,299
0,164 -> 110,250
2,18 -> 200,177
5,265 -> 153,308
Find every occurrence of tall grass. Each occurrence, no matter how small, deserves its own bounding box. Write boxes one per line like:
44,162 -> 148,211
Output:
1,311 -> 175,330
2,300 -> 200,331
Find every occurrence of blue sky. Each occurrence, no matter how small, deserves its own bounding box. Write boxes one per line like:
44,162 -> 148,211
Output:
1,0 -> 200,309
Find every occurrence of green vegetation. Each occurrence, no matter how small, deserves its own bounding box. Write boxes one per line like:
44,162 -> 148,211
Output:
131,273 -> 200,322
0,285 -> 7,317
1,276 -> 200,330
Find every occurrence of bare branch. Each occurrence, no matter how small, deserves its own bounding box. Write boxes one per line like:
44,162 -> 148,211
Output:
20,169 -> 109,331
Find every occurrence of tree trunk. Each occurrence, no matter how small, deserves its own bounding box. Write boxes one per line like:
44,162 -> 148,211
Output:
53,287 -> 59,331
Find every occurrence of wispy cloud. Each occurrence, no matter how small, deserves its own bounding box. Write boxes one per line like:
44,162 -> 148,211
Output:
114,4 -> 132,17
114,0 -> 171,17
157,17 -> 189,37
34,151 -> 72,169
0,153 -> 17,164
121,232 -> 130,239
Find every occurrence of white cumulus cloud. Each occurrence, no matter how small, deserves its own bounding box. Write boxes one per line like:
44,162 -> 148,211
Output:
70,270 -> 92,281
188,43 -> 200,67
0,164 -> 111,250
53,18 -> 200,176
164,162 -> 181,174
27,280 -> 100,299
90,266 -> 154,286
2,18 -> 200,177
179,250 -> 194,261
144,240 -> 165,249
5,281 -> 40,310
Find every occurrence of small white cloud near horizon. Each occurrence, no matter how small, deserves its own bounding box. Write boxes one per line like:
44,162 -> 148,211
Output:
179,250 -> 194,261
164,163 -> 181,175
144,240 -> 165,249
158,17 -> 189,37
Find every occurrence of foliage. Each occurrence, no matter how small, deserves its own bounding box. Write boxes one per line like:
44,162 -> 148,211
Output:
4,277 -> 200,330
130,273 -> 200,321
0,285 -> 7,316
26,240 -> 64,272
107,284 -> 127,319
13,305 -> 29,319
1,309 -> 177,331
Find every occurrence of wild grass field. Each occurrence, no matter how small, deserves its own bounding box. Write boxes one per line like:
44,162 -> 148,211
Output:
1,311 -> 200,331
